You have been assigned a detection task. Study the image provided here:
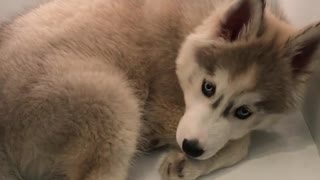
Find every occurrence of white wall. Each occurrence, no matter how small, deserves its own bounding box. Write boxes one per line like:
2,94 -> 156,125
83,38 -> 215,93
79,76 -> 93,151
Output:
0,0 -> 49,22
280,0 -> 320,28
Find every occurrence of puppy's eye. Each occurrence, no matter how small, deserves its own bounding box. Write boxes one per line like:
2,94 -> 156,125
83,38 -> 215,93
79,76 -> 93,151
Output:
235,106 -> 252,120
201,79 -> 216,97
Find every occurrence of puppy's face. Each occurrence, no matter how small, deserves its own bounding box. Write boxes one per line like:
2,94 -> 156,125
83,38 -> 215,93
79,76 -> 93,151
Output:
175,0 -> 320,160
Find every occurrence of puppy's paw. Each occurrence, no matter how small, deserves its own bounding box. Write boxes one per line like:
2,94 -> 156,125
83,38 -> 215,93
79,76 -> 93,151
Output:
159,151 -> 201,180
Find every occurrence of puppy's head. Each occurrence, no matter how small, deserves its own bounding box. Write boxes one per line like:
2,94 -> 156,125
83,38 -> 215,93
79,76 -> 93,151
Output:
175,0 -> 320,160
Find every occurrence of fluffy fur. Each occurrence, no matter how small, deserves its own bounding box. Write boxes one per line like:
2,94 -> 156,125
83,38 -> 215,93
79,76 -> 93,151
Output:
0,0 -> 319,180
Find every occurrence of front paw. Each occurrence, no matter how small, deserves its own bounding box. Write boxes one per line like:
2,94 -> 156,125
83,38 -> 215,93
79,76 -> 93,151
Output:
159,151 -> 201,180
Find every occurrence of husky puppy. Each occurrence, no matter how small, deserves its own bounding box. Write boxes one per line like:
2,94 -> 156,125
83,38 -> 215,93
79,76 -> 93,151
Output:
0,0 -> 319,180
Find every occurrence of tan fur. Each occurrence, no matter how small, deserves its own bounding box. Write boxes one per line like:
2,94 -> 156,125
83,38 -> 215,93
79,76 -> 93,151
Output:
0,0 -> 319,180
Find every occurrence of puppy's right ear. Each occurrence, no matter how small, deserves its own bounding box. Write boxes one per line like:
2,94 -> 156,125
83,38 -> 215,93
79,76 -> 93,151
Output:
284,23 -> 320,80
218,0 -> 266,42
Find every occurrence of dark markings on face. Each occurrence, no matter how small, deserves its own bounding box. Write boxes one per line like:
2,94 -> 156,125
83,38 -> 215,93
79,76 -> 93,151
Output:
196,47 -> 216,75
150,139 -> 160,146
195,40 -> 292,114
223,101 -> 234,117
212,95 -> 224,109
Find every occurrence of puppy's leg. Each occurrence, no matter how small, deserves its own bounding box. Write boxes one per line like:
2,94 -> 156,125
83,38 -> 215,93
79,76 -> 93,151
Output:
3,66 -> 141,180
160,134 -> 250,180
57,71 -> 141,180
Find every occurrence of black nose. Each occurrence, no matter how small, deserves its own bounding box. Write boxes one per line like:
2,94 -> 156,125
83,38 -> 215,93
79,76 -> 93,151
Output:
182,139 -> 204,158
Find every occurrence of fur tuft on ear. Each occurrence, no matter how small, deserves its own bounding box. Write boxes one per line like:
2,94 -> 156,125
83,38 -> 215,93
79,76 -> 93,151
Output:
285,22 -> 320,77
219,0 -> 266,41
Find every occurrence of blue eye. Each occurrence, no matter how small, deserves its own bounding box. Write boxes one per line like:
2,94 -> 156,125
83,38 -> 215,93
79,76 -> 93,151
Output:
235,106 -> 252,120
202,80 -> 216,97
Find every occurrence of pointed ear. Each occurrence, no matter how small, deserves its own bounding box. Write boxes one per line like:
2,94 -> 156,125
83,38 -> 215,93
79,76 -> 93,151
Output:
219,0 -> 266,41
284,23 -> 320,78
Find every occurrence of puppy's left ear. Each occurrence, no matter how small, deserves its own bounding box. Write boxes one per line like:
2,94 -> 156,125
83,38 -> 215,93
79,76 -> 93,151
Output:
284,23 -> 320,81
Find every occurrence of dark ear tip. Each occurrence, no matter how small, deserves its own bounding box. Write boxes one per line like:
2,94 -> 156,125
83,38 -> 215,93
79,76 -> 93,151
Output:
289,30 -> 320,75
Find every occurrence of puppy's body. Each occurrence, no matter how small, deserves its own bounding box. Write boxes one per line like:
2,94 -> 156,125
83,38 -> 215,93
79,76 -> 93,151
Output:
0,0 -> 219,179
0,0 -> 319,180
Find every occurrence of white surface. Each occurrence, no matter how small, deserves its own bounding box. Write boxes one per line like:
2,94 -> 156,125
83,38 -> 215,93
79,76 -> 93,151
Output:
129,113 -> 320,180
0,0 -> 319,180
